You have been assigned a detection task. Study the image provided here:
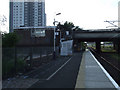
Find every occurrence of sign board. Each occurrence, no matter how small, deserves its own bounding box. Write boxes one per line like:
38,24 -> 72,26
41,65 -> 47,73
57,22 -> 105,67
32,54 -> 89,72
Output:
31,29 -> 45,37
60,40 -> 73,56
34,29 -> 45,37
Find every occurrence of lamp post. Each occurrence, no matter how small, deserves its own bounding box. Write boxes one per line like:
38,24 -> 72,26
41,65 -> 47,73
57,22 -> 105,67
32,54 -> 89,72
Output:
53,13 -> 61,59
56,28 -> 62,53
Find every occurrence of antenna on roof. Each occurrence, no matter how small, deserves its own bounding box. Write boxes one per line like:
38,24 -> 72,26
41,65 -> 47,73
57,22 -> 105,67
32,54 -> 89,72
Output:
104,20 -> 120,28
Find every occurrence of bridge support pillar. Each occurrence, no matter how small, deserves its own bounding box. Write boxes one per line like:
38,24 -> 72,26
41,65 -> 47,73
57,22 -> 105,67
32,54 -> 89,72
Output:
117,42 -> 120,53
113,42 -> 116,50
113,41 -> 120,53
96,41 -> 101,53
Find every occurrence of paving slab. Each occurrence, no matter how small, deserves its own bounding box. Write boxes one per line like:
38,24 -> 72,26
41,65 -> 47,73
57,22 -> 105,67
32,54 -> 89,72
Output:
75,50 -> 117,89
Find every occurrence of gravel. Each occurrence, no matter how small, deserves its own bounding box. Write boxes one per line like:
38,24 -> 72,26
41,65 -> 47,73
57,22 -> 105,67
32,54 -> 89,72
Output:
2,76 -> 39,88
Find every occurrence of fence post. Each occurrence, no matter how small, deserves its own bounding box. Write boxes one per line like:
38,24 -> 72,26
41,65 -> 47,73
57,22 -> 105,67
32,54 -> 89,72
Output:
40,47 -> 41,62
47,48 -> 49,61
30,46 -> 33,69
14,47 -> 17,75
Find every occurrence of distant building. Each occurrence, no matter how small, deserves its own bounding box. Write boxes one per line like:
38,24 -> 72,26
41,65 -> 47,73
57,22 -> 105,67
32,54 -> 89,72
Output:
9,0 -> 46,32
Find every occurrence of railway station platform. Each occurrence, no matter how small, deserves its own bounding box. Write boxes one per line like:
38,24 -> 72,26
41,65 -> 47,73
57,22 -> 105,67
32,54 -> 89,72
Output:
75,49 -> 120,89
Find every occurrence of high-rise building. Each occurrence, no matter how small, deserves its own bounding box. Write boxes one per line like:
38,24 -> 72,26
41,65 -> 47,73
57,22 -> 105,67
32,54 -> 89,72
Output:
9,0 -> 46,32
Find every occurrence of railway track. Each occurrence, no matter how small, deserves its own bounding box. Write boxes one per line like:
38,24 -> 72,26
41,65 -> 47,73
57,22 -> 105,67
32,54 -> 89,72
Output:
89,48 -> 120,86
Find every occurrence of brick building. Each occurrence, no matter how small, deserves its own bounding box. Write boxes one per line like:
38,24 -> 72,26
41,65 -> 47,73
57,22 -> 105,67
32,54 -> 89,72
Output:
15,28 -> 60,47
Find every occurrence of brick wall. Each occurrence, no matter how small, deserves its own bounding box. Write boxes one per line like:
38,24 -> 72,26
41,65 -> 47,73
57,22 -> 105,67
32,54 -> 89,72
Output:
15,29 -> 60,47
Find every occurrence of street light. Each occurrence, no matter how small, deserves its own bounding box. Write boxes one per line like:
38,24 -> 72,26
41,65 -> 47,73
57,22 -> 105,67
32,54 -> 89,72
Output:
53,13 -> 61,59
56,28 -> 62,55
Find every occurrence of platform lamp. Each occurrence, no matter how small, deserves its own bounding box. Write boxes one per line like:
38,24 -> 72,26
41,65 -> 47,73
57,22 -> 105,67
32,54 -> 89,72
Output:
53,13 -> 61,59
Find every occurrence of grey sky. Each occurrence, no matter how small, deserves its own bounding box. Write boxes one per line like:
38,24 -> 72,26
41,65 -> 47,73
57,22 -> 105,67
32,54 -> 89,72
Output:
0,0 -> 119,32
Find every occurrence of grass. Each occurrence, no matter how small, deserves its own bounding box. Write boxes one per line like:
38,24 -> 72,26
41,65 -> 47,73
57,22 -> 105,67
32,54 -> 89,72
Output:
101,49 -> 116,52
101,46 -> 116,52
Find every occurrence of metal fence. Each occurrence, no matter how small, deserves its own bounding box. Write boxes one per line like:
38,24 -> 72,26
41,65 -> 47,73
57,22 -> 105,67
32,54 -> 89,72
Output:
2,46 -> 59,79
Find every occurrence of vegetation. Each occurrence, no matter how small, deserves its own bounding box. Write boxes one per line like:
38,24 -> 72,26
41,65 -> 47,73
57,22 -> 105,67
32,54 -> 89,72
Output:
101,45 -> 116,52
81,42 -> 87,50
2,32 -> 20,47
2,32 -> 25,78
2,47 -> 26,77
101,49 -> 116,52
57,21 -> 83,38
3,57 -> 26,77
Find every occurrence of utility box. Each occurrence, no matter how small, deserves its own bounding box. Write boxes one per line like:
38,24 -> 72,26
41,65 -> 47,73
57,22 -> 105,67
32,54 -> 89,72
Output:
60,40 -> 73,56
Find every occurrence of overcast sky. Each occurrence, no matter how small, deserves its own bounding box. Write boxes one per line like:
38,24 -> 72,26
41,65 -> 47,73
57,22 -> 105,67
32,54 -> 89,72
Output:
0,0 -> 119,32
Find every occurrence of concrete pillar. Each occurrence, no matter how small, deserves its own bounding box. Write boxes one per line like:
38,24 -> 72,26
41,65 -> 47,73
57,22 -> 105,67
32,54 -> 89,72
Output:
113,41 -> 120,53
77,41 -> 81,52
117,42 -> 120,53
73,39 -> 79,52
96,41 -> 101,53
113,42 -> 116,50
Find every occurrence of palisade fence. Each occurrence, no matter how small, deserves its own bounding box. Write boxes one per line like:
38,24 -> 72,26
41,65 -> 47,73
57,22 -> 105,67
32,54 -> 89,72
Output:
2,46 -> 59,79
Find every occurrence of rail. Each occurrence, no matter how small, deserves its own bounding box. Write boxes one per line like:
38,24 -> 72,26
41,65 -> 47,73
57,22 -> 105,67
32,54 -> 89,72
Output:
89,48 -> 120,73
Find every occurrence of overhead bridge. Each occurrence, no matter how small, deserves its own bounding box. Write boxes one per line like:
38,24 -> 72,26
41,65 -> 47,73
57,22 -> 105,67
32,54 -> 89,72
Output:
73,30 -> 120,52
73,30 -> 120,41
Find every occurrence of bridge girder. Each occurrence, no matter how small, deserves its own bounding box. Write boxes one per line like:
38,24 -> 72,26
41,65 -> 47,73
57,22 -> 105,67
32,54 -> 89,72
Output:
73,30 -> 120,42
73,30 -> 120,53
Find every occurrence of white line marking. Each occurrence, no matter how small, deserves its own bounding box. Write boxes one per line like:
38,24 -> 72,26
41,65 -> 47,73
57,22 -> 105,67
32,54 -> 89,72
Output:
89,51 -> 120,89
46,57 -> 72,80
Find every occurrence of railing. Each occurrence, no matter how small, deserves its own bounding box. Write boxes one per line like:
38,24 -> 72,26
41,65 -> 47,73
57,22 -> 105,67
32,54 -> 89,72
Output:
2,46 -> 60,79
